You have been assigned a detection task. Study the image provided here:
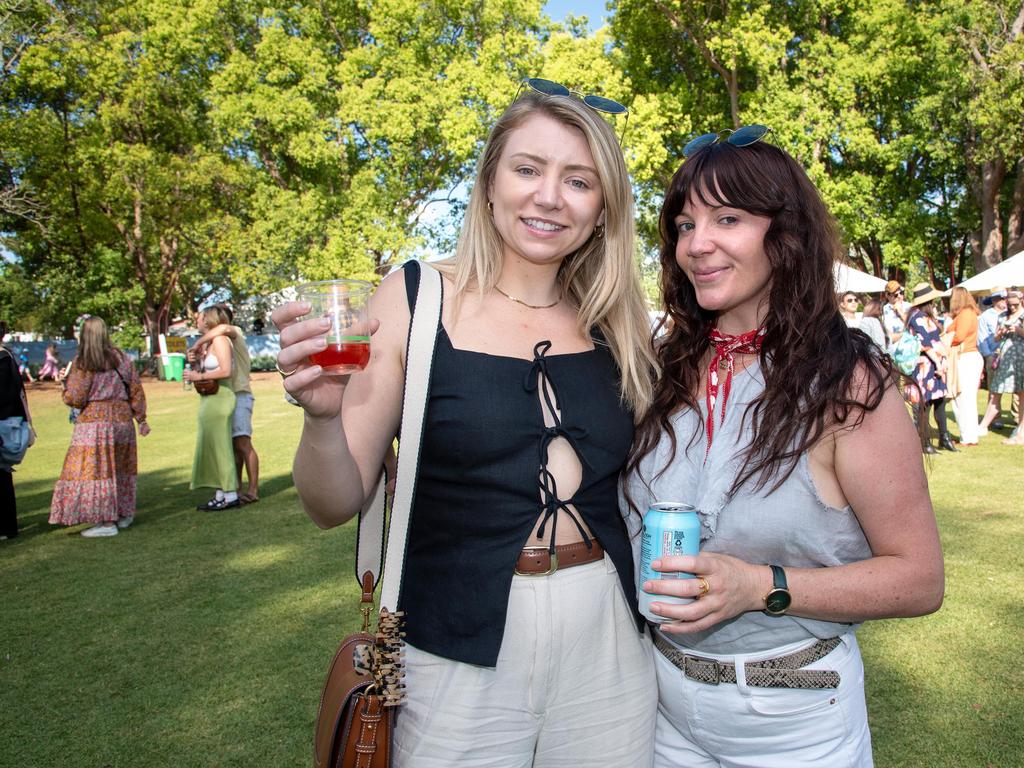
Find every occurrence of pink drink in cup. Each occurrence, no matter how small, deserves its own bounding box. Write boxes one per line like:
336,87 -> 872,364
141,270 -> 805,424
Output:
297,279 -> 372,375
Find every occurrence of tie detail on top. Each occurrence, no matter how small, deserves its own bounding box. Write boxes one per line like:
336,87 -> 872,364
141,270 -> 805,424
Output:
525,340 -> 592,553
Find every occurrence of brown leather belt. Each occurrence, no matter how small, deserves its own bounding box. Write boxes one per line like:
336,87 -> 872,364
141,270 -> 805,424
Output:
653,631 -> 842,689
515,540 -> 604,576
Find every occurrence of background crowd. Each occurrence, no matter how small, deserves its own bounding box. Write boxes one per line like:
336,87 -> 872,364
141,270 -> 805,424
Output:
0,307 -> 259,540
840,283 -> 1024,452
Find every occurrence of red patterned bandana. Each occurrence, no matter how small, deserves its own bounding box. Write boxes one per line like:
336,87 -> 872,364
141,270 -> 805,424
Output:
705,326 -> 765,462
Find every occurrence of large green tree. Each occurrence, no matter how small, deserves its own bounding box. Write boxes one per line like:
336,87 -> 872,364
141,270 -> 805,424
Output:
2,0 -> 246,343
610,0 -> 1024,285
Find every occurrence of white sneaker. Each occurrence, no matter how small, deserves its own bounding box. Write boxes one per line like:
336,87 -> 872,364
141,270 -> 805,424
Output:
81,524 -> 118,538
116,516 -> 134,529
978,428 -> 988,438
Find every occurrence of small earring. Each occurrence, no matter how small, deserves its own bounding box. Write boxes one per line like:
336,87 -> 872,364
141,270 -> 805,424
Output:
594,224 -> 605,239
487,201 -> 494,214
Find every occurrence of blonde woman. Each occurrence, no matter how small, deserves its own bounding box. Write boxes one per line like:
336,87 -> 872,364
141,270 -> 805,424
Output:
273,84 -> 658,767
50,317 -> 149,537
946,286 -> 982,445
183,306 -> 238,509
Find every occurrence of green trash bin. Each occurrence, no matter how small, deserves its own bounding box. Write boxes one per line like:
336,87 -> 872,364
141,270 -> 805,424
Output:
163,353 -> 186,381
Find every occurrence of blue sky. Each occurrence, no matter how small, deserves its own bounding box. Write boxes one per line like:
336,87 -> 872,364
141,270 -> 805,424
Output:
543,0 -> 608,29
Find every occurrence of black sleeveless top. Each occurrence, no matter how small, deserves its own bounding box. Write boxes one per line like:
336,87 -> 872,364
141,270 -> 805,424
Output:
398,262 -> 642,667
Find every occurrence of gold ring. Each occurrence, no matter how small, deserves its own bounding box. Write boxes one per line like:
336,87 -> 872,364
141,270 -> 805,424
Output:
276,361 -> 298,378
696,576 -> 710,598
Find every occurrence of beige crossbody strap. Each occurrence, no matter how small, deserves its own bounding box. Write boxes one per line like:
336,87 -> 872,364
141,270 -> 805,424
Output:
355,261 -> 442,610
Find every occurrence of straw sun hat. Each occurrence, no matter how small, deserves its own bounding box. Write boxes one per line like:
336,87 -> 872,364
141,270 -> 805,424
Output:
909,282 -> 946,307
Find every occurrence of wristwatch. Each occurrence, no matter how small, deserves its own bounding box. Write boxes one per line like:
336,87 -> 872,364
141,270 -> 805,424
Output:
763,565 -> 792,616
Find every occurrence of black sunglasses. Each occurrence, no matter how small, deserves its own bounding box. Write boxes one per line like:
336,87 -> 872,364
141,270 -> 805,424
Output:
518,78 -> 630,140
682,124 -> 772,158
520,78 -> 628,115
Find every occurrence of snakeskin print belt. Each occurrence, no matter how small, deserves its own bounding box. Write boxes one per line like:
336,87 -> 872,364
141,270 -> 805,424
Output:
653,632 -> 842,690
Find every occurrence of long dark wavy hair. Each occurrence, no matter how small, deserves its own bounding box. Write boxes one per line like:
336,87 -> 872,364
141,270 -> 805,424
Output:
627,141 -> 896,498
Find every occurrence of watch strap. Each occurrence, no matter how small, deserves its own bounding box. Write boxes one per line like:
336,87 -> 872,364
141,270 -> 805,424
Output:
770,564 -> 787,590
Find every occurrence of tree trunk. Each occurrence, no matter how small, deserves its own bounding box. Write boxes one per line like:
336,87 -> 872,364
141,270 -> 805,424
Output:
144,303 -> 169,356
976,157 -> 1006,272
1007,160 -> 1024,256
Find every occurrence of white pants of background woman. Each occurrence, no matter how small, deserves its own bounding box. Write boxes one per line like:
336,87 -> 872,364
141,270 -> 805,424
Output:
654,633 -> 872,768
952,350 -> 984,443
393,555 -> 657,768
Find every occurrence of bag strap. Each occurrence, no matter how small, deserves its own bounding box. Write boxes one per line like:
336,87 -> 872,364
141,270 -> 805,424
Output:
354,262 -> 443,612
113,356 -> 133,402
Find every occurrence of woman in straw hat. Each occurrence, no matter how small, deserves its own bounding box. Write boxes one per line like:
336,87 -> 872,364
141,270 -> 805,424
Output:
906,283 -> 955,453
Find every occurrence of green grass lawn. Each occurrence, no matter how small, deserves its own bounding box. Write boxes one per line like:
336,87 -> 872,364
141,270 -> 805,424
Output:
1,377 -> 1021,767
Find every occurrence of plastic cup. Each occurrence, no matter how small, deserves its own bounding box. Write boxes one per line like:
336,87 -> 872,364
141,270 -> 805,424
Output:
296,279 -> 372,375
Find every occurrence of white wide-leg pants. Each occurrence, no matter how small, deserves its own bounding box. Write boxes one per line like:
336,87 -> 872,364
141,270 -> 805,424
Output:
393,555 -> 657,768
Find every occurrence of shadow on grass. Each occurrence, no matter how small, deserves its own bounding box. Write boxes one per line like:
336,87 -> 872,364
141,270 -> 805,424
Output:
8,467 -> 297,543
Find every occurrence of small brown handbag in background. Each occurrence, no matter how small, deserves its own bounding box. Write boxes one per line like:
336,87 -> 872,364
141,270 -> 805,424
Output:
193,345 -> 219,396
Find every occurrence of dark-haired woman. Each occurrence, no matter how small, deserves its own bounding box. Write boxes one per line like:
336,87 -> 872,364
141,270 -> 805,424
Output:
625,135 -> 944,767
50,317 -> 149,536
857,299 -> 886,350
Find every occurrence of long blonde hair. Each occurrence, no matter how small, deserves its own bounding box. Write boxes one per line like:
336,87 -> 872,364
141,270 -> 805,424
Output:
949,286 -> 979,317
445,90 -> 655,417
199,306 -> 231,331
76,317 -> 122,372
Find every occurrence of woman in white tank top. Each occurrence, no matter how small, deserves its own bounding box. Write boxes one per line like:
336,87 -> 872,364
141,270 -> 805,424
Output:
625,133 -> 944,767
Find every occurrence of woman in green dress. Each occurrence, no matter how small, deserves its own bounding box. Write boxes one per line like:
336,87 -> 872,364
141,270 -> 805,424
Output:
184,306 -> 239,509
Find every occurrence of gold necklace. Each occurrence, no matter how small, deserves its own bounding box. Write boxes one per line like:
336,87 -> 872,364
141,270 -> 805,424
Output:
494,285 -> 561,310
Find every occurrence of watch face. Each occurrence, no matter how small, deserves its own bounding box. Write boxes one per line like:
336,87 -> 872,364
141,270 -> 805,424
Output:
765,589 -> 792,614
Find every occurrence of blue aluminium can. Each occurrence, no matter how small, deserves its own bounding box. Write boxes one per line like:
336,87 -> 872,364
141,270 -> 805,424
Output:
638,502 -> 701,623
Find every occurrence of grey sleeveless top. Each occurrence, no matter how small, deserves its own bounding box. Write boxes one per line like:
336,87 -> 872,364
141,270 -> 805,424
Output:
623,361 -> 871,655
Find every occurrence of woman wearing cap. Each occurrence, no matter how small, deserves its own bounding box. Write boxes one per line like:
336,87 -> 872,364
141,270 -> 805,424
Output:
882,280 -> 908,349
945,287 -> 982,446
272,82 -> 658,766
906,283 -> 957,453
626,132 -> 943,767
988,290 -> 1024,445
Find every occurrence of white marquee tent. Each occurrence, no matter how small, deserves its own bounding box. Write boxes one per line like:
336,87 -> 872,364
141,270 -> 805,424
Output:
956,250 -> 1024,292
833,262 -> 889,293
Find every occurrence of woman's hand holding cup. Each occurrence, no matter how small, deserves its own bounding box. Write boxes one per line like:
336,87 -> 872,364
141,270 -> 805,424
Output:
271,299 -> 379,421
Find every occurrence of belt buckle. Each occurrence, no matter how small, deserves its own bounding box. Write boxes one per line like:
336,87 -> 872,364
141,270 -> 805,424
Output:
684,654 -> 722,685
515,546 -> 559,577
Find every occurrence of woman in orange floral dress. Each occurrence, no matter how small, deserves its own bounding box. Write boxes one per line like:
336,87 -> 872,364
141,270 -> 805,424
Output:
50,317 -> 150,537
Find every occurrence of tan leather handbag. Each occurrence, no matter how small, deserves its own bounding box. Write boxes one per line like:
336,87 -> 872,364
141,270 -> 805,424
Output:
193,346 -> 220,396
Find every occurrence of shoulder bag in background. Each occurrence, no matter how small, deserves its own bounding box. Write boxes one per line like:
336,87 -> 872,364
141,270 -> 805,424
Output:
891,332 -> 923,377
0,349 -> 33,467
313,263 -> 442,768
194,345 -> 220,396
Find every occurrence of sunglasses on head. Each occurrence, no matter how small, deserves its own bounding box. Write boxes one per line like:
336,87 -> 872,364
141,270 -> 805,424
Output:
682,124 -> 772,158
518,78 -> 630,139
